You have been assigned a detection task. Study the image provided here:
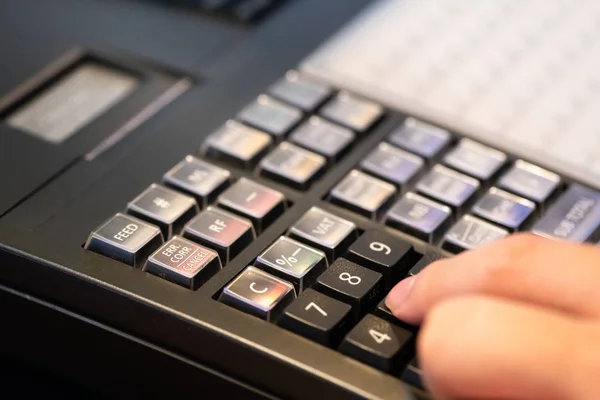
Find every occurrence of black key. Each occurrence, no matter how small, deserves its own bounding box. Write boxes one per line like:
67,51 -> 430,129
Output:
289,116 -> 355,162
314,258 -> 384,318
203,120 -> 272,168
267,71 -> 332,111
472,187 -> 536,231
386,192 -> 452,243
329,170 -> 396,220
442,215 -> 508,254
143,236 -> 221,290
339,314 -> 413,373
320,91 -> 384,133
217,178 -> 286,233
219,266 -> 296,321
163,156 -> 230,208
387,117 -> 452,162
402,358 -> 425,390
288,207 -> 358,262
443,139 -> 507,181
360,142 -> 424,188
279,289 -> 352,347
497,160 -> 561,206
407,252 -> 447,277
345,230 -> 420,288
374,298 -> 395,322
416,164 -> 480,211
85,213 -> 163,267
259,142 -> 326,190
256,236 -> 327,292
237,95 -> 302,138
127,183 -> 198,239
182,206 -> 255,264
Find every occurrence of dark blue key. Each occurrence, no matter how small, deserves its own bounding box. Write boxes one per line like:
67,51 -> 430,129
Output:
360,143 -> 424,188
472,188 -> 536,231
497,160 -> 561,205
532,185 -> 600,243
443,139 -> 507,181
442,215 -> 508,253
386,192 -> 452,243
416,165 -> 480,211
387,118 -> 451,161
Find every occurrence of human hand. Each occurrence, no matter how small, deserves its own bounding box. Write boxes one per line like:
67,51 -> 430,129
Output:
385,233 -> 600,400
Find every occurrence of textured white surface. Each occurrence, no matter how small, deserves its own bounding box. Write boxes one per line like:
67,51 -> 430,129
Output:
301,0 -> 600,188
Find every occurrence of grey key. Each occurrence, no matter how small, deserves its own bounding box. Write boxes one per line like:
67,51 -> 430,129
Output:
203,120 -> 272,168
237,95 -> 302,137
218,178 -> 286,233
219,266 -> 296,321
360,143 -> 424,188
442,215 -> 509,253
443,139 -> 507,181
532,185 -> 600,243
183,206 -> 255,264
330,170 -> 396,220
386,192 -> 452,243
288,207 -> 358,262
289,116 -> 355,161
143,236 -> 221,290
498,160 -> 561,205
473,188 -> 536,231
256,236 -> 327,292
388,117 -> 452,161
163,156 -> 230,208
259,142 -> 326,190
416,164 -> 480,210
85,213 -> 163,267
127,184 -> 198,239
320,91 -> 384,133
267,71 -> 332,111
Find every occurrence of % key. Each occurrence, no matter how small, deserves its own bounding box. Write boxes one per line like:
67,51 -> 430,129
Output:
256,236 -> 328,292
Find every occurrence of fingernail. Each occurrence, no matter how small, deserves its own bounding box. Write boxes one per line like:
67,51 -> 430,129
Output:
385,276 -> 416,312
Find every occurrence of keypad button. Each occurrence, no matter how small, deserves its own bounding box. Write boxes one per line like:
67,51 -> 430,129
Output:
387,118 -> 452,161
256,236 -> 327,292
219,266 -> 296,321
407,252 -> 447,277
203,120 -> 272,168
320,91 -> 384,133
442,215 -> 509,254
314,258 -> 384,318
163,156 -> 230,208
330,170 -> 396,220
237,95 -> 302,138
279,289 -> 352,347
473,188 -> 536,231
345,230 -> 420,288
374,298 -> 395,322
143,236 -> 221,290
498,160 -> 561,205
85,213 -> 163,267
416,165 -> 480,211
386,192 -> 452,243
182,206 -> 255,264
217,178 -> 286,233
288,207 -> 358,262
402,358 -> 425,389
532,185 -> 600,243
267,71 -> 332,111
360,143 -> 424,188
339,314 -> 413,373
259,142 -> 326,190
127,184 -> 198,239
443,139 -> 507,181
289,116 -> 355,161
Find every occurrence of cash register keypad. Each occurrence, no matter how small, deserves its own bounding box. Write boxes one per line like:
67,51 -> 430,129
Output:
84,69 -> 600,391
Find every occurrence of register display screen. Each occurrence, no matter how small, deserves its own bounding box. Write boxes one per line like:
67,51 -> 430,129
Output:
6,62 -> 138,144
